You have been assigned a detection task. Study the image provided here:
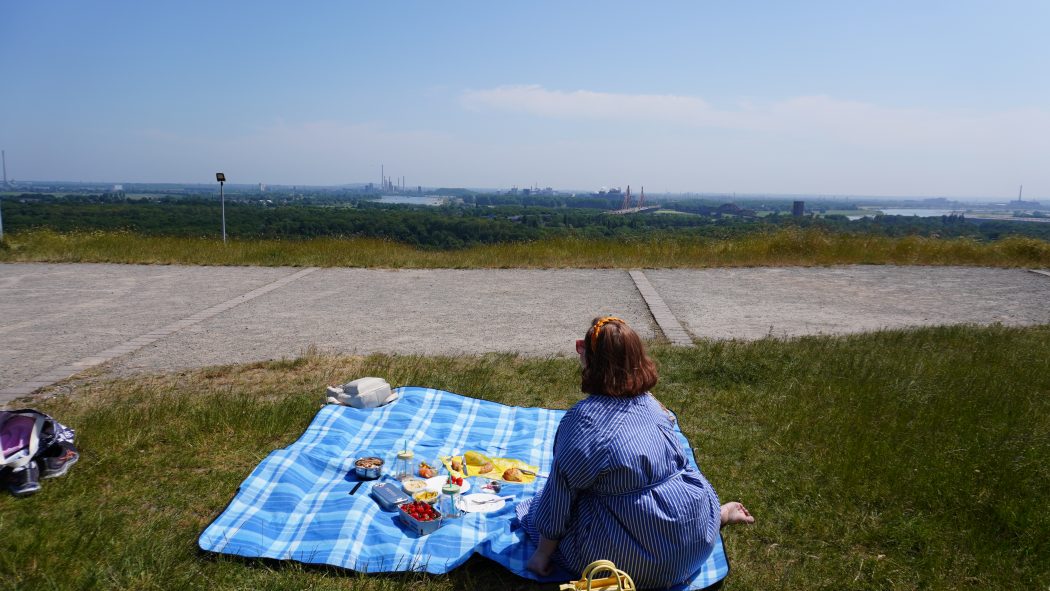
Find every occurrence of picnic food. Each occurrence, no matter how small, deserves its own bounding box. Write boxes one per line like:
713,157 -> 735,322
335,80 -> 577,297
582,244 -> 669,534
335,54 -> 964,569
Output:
464,451 -> 488,466
399,499 -> 443,535
448,474 -> 464,487
418,461 -> 437,479
354,456 -> 384,480
440,452 -> 538,483
401,500 -> 438,521
413,490 -> 439,504
402,478 -> 426,493
502,467 -> 523,482
462,451 -> 494,474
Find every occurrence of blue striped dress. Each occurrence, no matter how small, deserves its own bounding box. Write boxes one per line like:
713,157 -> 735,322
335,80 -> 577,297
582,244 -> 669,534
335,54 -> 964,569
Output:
516,392 -> 721,588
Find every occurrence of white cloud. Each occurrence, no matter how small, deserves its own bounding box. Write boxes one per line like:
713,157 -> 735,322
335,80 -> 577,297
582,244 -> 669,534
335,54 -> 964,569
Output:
461,85 -> 1050,152
462,84 -> 744,128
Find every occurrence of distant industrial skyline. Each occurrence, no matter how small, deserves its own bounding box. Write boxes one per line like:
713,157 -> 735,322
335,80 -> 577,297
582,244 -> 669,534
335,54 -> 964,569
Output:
3,173 -> 1036,204
2,1 -> 1048,199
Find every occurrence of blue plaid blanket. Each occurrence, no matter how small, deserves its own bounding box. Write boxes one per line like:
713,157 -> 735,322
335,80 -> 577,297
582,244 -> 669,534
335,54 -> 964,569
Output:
198,387 -> 729,588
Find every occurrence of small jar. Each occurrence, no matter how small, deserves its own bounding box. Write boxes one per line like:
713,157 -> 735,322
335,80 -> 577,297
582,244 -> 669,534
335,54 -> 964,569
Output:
393,450 -> 414,481
439,483 -> 462,519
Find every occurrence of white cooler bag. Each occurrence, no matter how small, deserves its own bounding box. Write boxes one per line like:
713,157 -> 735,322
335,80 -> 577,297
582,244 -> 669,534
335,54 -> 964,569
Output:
326,377 -> 397,409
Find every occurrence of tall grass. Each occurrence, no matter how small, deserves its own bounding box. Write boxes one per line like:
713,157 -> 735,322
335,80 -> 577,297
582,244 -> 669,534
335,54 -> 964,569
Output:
1,325 -> 1047,590
2,228 -> 1048,268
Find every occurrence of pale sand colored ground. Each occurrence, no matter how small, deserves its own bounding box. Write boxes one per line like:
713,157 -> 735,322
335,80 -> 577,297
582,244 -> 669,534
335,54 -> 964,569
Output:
646,266 -> 1050,340
1,263 -> 1047,395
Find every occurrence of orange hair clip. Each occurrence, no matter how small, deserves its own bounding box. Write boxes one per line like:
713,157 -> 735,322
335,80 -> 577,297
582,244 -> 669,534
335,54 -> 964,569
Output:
591,317 -> 624,352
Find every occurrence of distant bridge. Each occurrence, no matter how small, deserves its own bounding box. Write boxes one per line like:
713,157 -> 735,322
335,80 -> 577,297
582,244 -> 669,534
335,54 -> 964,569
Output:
607,205 -> 661,215
606,185 -> 660,215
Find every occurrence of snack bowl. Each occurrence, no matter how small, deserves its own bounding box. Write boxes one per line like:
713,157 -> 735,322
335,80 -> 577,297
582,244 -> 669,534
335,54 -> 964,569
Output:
354,456 -> 384,480
399,501 -> 443,535
402,478 -> 427,495
413,490 -> 439,505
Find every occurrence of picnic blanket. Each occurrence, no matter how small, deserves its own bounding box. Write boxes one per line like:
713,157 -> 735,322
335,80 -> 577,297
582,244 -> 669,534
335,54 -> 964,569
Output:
198,387 -> 729,589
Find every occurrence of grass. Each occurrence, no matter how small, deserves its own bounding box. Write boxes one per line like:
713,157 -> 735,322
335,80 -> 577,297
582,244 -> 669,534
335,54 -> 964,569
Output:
2,325 -> 1048,590
1,228 -> 1049,268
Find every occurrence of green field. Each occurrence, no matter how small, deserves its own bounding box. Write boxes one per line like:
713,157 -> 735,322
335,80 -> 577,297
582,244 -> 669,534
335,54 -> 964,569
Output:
2,325 -> 1048,590
2,229 -> 1049,269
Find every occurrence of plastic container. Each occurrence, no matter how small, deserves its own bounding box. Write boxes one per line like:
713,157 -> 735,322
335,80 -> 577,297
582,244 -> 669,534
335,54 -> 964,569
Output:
399,504 -> 443,535
393,450 -> 415,481
354,456 -> 384,480
439,483 -> 462,519
370,482 -> 411,511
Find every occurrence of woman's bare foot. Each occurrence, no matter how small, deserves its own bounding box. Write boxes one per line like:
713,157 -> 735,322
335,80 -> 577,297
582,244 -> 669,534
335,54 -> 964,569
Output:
720,502 -> 755,527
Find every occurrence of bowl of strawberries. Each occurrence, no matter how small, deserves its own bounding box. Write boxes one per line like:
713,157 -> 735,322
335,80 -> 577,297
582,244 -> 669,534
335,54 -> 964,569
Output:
399,500 -> 442,535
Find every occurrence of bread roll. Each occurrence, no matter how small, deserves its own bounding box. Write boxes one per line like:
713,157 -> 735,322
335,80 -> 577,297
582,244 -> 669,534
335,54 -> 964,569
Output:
465,451 -> 488,466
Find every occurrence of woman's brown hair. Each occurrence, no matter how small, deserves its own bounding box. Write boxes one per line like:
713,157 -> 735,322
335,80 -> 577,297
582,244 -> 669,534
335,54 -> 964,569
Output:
580,317 -> 658,397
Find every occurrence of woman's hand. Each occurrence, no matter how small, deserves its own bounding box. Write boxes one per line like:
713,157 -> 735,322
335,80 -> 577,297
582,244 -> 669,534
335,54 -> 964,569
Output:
527,536 -> 560,576
526,548 -> 553,576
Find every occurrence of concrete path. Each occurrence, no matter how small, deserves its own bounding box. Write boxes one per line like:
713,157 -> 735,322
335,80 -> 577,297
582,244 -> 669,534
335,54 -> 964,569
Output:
2,263 -> 1048,405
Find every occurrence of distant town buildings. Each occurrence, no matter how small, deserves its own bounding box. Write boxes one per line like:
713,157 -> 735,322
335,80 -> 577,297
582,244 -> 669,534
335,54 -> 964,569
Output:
792,200 -> 805,216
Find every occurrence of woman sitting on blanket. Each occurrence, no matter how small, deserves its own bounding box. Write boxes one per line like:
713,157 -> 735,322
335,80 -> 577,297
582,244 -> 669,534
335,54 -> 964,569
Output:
518,316 -> 754,588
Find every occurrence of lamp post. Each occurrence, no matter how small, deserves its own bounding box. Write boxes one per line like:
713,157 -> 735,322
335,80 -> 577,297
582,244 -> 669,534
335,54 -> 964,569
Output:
216,172 -> 226,244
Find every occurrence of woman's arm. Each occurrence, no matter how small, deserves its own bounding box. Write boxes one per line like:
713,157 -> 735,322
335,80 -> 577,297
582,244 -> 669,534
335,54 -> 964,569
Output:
532,409 -> 606,540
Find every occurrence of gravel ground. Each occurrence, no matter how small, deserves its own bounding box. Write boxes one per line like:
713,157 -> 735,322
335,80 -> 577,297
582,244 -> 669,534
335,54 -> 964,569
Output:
0,263 -> 291,388
646,266 -> 1050,340
105,268 -> 653,375
1,263 -> 1048,395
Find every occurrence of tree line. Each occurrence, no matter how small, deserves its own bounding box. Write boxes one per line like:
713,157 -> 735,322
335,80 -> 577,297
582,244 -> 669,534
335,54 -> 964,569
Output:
5,195 -> 1050,248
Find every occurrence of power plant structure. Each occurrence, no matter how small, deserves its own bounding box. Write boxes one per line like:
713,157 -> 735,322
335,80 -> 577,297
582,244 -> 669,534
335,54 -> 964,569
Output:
379,165 -> 407,193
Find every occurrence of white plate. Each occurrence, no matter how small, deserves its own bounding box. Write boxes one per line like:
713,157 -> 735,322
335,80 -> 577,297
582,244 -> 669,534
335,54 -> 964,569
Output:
458,493 -> 508,513
424,475 -> 471,494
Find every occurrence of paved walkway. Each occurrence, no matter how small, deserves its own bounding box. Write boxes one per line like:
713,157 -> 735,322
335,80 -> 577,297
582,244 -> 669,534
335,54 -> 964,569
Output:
2,263 -> 1048,405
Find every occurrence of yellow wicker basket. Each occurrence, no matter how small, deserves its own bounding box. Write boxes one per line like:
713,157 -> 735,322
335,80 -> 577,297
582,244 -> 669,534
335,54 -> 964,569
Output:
559,560 -> 636,591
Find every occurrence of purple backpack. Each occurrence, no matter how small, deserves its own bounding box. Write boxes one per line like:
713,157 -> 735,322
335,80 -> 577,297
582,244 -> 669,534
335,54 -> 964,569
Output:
0,409 -> 75,471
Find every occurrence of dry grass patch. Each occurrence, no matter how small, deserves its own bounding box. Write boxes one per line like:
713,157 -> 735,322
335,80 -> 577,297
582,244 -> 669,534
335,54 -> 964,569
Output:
2,229 -> 1049,268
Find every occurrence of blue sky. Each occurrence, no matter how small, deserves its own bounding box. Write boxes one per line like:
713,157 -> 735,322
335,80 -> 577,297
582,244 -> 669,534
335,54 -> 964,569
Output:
2,1 -> 1048,198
